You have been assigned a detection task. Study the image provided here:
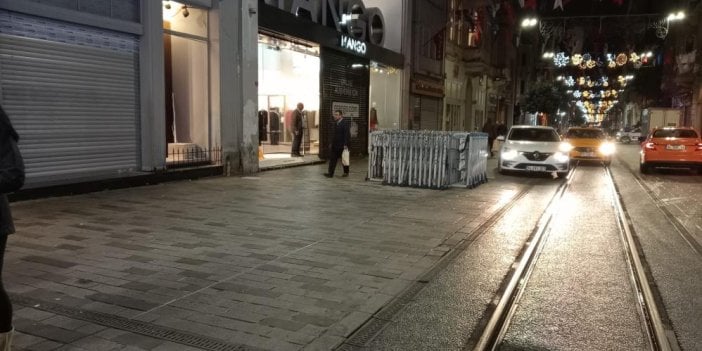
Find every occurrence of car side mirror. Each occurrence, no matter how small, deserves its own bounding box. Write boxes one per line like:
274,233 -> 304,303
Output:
638,136 -> 646,143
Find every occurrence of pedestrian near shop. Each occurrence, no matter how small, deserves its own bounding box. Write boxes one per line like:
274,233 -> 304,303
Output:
0,105 -> 25,350
291,102 -> 304,157
324,110 -> 350,178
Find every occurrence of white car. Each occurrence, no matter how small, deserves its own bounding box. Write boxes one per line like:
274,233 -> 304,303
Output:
498,125 -> 571,178
615,127 -> 642,143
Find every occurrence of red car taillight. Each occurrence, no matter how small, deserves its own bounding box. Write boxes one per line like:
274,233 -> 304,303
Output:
644,142 -> 656,150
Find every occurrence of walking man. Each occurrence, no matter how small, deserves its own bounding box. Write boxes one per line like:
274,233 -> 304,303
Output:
324,110 -> 350,178
291,102 -> 304,157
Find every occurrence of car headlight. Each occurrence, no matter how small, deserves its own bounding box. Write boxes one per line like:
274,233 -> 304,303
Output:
558,142 -> 574,153
599,142 -> 615,155
501,148 -> 519,160
554,151 -> 569,163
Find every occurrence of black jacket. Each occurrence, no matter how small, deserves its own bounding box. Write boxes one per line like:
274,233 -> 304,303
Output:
293,109 -> 303,133
331,118 -> 351,149
0,106 -> 25,236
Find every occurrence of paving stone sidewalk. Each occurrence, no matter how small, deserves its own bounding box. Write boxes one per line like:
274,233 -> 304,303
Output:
6,160 -> 522,351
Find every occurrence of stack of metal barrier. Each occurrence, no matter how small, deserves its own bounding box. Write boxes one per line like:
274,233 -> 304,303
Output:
368,131 -> 488,189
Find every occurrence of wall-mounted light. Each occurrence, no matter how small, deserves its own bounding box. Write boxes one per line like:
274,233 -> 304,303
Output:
521,18 -> 538,28
667,11 -> 685,21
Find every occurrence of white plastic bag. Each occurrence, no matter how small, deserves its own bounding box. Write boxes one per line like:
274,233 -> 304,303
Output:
341,148 -> 350,166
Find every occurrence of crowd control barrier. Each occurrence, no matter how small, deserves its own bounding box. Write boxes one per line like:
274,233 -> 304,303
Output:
368,131 -> 489,189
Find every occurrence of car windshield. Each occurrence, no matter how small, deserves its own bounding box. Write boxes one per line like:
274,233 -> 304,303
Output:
652,129 -> 699,138
566,129 -> 605,139
508,128 -> 560,142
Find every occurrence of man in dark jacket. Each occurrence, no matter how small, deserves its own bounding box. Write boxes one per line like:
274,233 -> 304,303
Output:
324,110 -> 350,178
291,102 -> 304,157
0,105 -> 25,349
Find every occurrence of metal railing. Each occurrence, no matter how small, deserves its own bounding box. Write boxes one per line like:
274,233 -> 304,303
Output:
166,145 -> 222,169
368,131 -> 488,189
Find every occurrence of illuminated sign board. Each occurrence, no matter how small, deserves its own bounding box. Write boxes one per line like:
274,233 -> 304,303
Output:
264,0 -> 385,46
340,35 -> 367,55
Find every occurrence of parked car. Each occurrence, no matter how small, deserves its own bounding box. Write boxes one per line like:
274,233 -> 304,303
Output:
564,127 -> 615,166
615,127 -> 642,143
639,127 -> 702,174
498,125 -> 571,178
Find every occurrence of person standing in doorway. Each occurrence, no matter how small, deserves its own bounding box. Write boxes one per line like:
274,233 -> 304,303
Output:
291,102 -> 304,157
324,110 -> 350,178
0,105 -> 25,350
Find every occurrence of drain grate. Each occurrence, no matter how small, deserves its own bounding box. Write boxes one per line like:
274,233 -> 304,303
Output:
11,294 -> 263,351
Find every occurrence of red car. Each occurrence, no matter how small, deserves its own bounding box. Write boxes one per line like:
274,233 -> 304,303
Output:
639,127 -> 702,174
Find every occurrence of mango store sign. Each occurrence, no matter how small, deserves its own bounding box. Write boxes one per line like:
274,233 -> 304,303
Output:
340,35 -> 367,55
264,0 -> 385,46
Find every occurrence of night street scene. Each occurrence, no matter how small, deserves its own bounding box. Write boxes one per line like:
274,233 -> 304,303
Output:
1,0 -> 702,350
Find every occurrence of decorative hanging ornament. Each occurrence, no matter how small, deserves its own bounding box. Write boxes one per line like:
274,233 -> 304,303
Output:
573,90 -> 582,98
571,54 -> 583,66
579,62 -> 588,70
554,52 -> 569,67
553,0 -> 564,10
616,53 -> 628,66
608,60 -> 617,68
582,53 -> 592,61
565,76 -> 575,87
586,60 -> 596,69
578,77 -> 586,85
629,53 -> 640,63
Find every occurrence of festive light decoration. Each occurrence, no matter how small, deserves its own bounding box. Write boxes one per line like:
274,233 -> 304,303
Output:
565,76 -> 575,87
554,52 -> 569,67
616,53 -> 628,66
586,60 -> 596,69
573,90 -> 582,98
583,53 -> 592,61
571,54 -> 583,65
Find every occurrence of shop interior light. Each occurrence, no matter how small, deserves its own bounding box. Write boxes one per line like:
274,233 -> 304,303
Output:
163,1 -> 187,20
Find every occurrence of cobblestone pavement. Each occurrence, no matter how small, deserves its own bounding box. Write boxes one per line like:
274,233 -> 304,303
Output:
6,160 -> 527,351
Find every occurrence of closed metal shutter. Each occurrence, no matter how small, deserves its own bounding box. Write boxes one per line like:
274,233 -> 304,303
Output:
0,10 -> 139,186
320,48 -> 370,159
420,96 -> 440,130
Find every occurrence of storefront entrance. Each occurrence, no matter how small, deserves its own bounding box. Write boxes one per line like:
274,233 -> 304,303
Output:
257,34 -> 320,160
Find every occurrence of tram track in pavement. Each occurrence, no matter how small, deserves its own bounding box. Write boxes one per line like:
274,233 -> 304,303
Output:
337,181 -> 537,350
468,163 -> 679,351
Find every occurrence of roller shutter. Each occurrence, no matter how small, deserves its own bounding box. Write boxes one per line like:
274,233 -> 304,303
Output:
0,10 -> 139,186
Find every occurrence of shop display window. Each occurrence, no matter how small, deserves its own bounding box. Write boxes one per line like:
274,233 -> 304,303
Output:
369,62 -> 401,131
163,1 -> 212,167
257,34 -> 320,157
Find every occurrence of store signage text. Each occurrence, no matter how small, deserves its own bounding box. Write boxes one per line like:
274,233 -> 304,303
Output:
333,78 -> 359,98
264,0 -> 385,46
340,35 -> 367,55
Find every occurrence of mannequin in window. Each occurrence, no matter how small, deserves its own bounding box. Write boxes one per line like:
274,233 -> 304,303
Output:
269,108 -> 280,145
369,103 -> 379,132
258,110 -> 268,145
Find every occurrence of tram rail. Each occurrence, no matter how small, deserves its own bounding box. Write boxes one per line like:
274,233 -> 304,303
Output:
470,163 -> 678,351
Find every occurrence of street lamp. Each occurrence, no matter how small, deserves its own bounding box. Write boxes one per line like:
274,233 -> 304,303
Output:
521,17 -> 538,28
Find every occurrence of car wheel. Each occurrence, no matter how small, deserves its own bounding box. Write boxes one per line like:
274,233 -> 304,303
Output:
604,159 -> 612,167
640,162 -> 651,174
557,171 -> 568,179
621,136 -> 631,143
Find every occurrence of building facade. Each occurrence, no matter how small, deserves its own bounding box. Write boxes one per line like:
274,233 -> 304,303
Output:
0,0 -> 406,188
